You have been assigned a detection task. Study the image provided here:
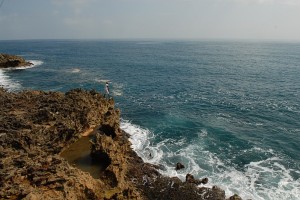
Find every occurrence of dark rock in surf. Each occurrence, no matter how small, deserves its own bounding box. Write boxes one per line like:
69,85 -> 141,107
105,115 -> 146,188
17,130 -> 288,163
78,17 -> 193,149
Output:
0,53 -> 33,68
201,177 -> 209,184
228,194 -> 243,200
186,173 -> 208,185
186,173 -> 196,183
175,162 -> 185,170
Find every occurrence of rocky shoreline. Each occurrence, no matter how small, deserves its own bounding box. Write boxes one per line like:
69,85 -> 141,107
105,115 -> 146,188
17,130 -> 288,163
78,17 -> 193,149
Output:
0,54 -> 33,69
0,88 -> 242,200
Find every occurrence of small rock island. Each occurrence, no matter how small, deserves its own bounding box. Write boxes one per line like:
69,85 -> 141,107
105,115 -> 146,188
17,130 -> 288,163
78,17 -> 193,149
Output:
0,54 -> 33,68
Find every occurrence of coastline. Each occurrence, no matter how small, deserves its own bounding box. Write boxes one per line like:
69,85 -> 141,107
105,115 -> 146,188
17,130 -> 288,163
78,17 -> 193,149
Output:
0,54 -> 33,69
0,88 -> 241,200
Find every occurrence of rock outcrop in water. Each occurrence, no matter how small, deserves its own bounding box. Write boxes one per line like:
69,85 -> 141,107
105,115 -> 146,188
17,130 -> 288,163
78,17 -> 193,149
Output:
0,54 -> 33,68
0,88 -> 240,200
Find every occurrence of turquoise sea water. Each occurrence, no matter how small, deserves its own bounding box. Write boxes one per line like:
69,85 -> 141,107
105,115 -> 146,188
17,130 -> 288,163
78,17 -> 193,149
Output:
1,40 -> 299,199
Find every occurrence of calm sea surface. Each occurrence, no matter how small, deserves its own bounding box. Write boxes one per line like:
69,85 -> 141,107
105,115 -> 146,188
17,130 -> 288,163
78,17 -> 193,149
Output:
1,40 -> 299,199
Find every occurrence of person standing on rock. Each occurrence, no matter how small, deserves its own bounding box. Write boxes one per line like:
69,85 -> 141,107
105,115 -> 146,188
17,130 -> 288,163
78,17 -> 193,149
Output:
105,81 -> 110,97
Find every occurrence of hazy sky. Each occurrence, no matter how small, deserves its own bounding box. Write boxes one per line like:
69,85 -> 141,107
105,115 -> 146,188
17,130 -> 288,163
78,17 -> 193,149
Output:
0,0 -> 300,41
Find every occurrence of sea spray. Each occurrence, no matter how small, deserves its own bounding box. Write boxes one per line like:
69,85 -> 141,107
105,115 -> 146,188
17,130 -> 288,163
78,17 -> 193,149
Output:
121,119 -> 300,199
0,70 -> 21,91
0,60 -> 43,91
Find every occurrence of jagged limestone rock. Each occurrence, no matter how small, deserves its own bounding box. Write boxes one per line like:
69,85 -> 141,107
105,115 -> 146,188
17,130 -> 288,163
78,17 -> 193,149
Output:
0,88 -> 241,200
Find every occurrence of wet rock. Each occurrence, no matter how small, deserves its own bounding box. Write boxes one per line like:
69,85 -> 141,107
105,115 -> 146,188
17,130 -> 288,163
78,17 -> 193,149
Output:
0,54 -> 33,68
186,173 -> 195,183
201,177 -> 208,184
175,162 -> 185,170
186,174 -> 209,185
228,194 -> 243,200
211,186 -> 226,200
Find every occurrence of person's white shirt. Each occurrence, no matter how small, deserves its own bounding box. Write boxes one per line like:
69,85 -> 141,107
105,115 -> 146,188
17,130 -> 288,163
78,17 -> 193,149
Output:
105,82 -> 109,94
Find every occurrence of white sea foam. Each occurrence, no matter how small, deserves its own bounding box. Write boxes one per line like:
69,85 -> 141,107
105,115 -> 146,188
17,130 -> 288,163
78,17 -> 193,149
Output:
95,78 -> 110,83
70,68 -> 81,73
120,120 -> 163,163
0,70 -> 21,91
172,143 -> 300,200
28,60 -> 43,67
112,83 -> 124,96
197,129 -> 208,137
0,60 -> 43,91
241,157 -> 300,199
121,120 -> 300,200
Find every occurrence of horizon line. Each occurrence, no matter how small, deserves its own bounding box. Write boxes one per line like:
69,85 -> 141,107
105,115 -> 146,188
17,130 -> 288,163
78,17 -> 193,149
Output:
1,37 -> 300,43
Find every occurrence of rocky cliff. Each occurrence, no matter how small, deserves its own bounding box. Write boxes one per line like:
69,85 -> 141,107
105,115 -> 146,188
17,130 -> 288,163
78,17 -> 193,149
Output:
0,54 -> 32,68
0,88 -> 241,200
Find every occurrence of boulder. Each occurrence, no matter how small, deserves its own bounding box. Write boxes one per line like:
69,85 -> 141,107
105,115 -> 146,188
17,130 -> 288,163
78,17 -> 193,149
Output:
175,162 -> 185,170
186,174 -> 209,185
228,194 -> 243,200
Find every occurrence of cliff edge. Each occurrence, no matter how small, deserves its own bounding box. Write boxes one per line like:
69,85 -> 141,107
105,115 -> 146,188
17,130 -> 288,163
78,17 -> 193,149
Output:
0,88 -> 241,200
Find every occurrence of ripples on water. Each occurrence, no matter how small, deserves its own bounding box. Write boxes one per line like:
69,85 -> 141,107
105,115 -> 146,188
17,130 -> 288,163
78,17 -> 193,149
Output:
0,40 -> 299,199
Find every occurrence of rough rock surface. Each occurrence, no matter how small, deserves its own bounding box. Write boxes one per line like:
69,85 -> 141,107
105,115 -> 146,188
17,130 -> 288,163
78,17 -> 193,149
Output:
0,88 -> 240,200
0,54 -> 32,68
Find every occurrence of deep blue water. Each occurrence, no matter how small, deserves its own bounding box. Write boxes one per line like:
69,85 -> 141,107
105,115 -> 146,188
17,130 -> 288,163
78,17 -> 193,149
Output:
1,40 -> 300,199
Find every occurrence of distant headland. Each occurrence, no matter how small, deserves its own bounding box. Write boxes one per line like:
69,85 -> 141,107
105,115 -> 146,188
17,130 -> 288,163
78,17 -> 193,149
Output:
0,53 -> 33,68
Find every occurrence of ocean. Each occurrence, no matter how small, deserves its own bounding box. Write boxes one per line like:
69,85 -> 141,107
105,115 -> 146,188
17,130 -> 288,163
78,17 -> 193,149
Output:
0,40 -> 299,199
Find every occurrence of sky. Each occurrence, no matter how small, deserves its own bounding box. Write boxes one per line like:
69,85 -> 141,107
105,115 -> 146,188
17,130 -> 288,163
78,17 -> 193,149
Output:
0,0 -> 300,41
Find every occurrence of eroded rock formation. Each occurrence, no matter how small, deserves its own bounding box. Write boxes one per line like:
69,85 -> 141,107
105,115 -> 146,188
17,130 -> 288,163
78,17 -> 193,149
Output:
0,88 -> 112,199
0,54 -> 32,68
0,88 -> 240,200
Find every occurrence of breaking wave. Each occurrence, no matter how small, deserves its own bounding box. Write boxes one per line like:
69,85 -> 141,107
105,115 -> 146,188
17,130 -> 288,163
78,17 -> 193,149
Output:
0,60 -> 43,91
0,70 -> 21,91
121,120 -> 300,200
